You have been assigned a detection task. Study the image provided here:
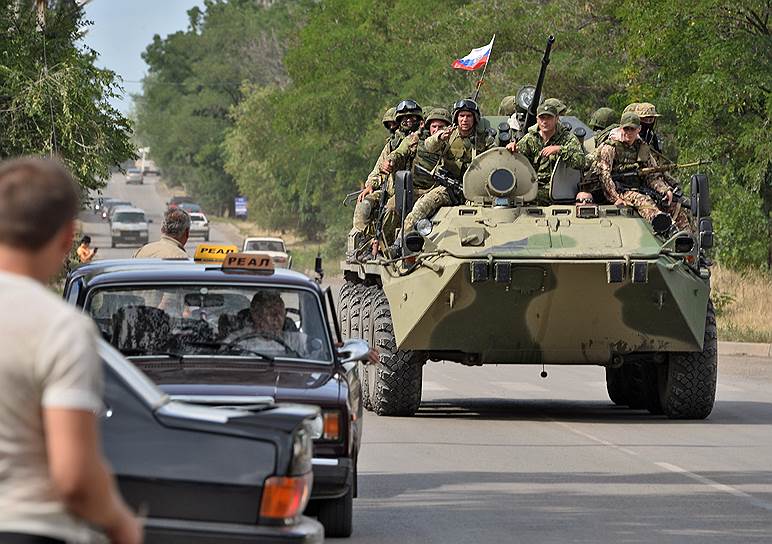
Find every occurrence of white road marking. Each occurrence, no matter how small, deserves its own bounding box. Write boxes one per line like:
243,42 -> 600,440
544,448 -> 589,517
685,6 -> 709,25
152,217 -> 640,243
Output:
655,462 -> 772,512
422,381 -> 449,391
550,418 -> 772,513
497,382 -> 549,392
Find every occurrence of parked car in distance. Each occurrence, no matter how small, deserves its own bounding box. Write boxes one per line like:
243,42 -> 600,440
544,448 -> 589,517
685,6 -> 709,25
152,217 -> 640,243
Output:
109,207 -> 149,247
243,237 -> 292,268
93,196 -> 116,213
125,167 -> 144,185
188,212 -> 210,241
99,339 -> 324,544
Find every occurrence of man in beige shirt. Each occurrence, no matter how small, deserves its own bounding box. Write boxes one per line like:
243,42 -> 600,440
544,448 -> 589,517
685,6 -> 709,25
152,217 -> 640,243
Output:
0,157 -> 142,544
133,208 -> 190,259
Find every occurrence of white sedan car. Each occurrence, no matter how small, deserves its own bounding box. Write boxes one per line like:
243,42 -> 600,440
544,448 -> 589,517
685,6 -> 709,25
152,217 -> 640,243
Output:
242,237 -> 291,268
188,212 -> 210,241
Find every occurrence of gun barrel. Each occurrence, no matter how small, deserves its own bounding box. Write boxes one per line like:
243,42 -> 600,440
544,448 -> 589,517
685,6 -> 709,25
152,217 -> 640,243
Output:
524,35 -> 555,131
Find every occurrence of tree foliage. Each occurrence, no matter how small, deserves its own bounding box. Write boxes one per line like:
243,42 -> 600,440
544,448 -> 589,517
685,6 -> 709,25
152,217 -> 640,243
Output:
0,0 -> 134,190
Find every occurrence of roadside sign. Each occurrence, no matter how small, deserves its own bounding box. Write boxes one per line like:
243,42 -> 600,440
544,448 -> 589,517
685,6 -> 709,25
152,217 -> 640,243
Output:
235,197 -> 248,218
194,244 -> 238,263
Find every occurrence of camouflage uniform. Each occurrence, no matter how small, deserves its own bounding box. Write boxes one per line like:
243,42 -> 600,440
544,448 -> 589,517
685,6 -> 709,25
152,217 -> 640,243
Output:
589,107 -> 617,131
516,103 -> 585,205
412,101 -> 495,230
595,115 -> 690,232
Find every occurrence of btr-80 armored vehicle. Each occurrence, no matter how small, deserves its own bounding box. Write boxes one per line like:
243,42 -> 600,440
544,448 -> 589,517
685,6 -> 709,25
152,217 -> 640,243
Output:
340,40 -> 716,420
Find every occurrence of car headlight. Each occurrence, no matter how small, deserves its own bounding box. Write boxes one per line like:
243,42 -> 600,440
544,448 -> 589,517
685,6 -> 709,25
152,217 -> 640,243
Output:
516,85 -> 536,110
415,219 -> 433,236
290,422 -> 313,475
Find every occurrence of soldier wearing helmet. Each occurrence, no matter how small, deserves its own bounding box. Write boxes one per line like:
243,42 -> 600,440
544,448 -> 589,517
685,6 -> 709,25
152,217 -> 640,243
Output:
589,107 -> 617,131
382,107 -> 398,134
505,100 -> 585,205
630,102 -> 663,153
594,112 -> 690,234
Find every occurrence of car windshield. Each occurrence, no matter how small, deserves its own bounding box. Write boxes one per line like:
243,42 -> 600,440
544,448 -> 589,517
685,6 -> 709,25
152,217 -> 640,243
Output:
86,285 -> 333,362
189,214 -> 206,222
246,240 -> 285,252
127,168 -> 140,174
113,212 -> 145,223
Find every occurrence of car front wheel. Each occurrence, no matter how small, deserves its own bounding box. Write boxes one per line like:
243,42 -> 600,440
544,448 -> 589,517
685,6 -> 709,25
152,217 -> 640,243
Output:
317,485 -> 353,538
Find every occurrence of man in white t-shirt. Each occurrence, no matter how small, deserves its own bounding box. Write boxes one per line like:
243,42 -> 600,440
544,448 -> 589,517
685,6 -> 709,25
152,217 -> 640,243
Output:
0,158 -> 142,544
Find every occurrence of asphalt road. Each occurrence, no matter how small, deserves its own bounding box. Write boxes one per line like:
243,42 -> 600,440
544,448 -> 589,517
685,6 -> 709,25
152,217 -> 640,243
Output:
85,175 -> 772,543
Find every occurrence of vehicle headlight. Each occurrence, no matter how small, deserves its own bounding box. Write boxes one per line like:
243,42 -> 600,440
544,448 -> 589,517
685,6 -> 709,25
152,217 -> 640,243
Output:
516,85 -> 536,110
290,422 -> 313,475
415,219 -> 433,236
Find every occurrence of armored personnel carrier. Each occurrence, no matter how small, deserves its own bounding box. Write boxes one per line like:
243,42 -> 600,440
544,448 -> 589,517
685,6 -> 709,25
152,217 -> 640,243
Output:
341,144 -> 716,419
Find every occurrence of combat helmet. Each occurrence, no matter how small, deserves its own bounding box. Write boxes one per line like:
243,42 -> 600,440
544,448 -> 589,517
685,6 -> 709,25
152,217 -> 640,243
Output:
632,102 -> 661,119
382,107 -> 397,129
622,102 -> 640,115
498,96 -> 518,116
451,98 -> 481,124
543,97 -> 568,116
424,107 -> 452,126
589,107 -> 618,131
394,99 -> 423,123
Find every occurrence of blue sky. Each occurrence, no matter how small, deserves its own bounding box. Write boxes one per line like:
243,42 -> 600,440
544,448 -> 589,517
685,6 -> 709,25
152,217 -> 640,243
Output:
81,0 -> 204,114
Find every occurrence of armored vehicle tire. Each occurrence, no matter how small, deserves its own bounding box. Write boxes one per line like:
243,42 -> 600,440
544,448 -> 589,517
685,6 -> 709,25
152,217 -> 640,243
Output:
659,300 -> 718,420
340,281 -> 374,411
623,361 -> 663,414
370,288 -> 424,416
359,285 -> 381,412
317,485 -> 353,538
605,367 -> 628,406
338,281 -> 357,340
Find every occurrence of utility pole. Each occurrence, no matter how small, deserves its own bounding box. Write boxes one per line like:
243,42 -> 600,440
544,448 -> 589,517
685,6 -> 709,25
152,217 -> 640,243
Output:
35,0 -> 45,30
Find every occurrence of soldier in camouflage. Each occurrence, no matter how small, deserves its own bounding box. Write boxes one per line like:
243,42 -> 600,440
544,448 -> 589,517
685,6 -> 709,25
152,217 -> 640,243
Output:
589,107 -> 617,131
403,99 -> 495,233
595,112 -> 690,233
629,102 -> 663,154
381,108 -> 452,231
505,101 -> 585,204
382,106 -> 398,134
348,101 -> 424,260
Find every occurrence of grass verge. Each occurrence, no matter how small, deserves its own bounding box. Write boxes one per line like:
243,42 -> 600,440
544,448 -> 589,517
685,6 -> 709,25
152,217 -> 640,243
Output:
712,265 -> 772,343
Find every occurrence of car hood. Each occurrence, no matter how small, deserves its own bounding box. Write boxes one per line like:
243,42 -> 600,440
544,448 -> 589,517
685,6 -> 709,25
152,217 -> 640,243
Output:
132,359 -> 341,407
242,250 -> 287,258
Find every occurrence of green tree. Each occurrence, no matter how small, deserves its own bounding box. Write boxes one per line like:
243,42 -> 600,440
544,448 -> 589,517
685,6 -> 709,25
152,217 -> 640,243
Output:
0,0 -> 134,190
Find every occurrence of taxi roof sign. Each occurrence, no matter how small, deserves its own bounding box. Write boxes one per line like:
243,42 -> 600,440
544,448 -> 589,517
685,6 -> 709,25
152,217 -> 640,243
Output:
194,243 -> 238,263
221,252 -> 275,273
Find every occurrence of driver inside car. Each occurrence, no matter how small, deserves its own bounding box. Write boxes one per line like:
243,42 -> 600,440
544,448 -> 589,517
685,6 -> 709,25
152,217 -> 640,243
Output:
224,290 -> 323,359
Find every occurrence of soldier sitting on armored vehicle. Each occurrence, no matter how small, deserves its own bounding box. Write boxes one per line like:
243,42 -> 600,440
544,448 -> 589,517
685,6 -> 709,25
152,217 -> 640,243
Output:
594,112 -> 691,235
349,100 -> 424,260
406,99 -> 495,231
505,100 -> 585,204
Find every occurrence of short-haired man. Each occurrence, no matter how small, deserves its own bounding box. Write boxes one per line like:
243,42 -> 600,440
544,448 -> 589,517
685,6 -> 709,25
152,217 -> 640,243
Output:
506,101 -> 586,204
133,208 -> 190,259
0,157 -> 142,543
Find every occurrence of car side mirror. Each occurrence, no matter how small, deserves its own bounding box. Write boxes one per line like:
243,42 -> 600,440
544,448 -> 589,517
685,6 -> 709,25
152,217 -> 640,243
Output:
690,174 -> 711,217
337,338 -> 371,364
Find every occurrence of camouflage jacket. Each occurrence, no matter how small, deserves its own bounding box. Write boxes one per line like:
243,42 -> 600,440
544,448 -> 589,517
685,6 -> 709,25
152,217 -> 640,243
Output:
387,129 -> 444,190
366,130 -> 407,190
424,126 -> 495,181
516,124 -> 585,185
595,137 -> 670,202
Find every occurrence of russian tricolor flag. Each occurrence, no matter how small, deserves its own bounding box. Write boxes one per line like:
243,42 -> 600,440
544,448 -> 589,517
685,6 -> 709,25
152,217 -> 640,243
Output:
451,36 -> 495,71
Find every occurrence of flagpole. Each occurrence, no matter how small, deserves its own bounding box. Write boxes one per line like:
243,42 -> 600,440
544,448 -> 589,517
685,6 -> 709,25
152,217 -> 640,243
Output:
472,34 -> 495,102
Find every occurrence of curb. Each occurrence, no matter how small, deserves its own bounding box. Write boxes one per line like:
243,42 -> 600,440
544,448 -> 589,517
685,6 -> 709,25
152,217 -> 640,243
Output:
719,341 -> 772,358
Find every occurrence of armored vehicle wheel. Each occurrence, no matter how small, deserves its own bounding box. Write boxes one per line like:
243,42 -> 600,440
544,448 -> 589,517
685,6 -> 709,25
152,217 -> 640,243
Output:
605,366 -> 628,406
359,285 -> 380,412
347,283 -> 372,410
338,281 -> 358,340
370,288 -> 424,416
659,300 -> 717,420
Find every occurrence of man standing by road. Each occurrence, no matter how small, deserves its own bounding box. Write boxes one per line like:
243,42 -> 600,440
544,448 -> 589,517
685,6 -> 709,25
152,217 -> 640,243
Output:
0,157 -> 142,544
133,208 -> 190,259
506,101 -> 585,204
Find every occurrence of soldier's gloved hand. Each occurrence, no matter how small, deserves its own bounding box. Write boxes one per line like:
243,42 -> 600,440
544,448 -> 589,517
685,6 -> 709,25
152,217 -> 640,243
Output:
505,141 -> 518,153
438,127 -> 452,141
357,185 -> 374,203
664,190 -> 673,206
614,198 -> 625,207
540,145 -> 561,157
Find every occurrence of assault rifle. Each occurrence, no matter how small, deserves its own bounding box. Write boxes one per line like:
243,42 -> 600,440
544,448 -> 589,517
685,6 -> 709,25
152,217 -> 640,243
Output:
413,164 -> 465,205
613,160 -> 711,210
